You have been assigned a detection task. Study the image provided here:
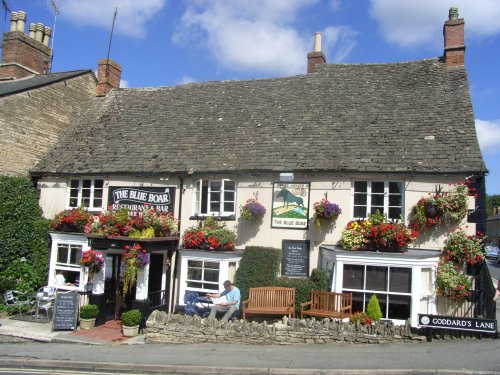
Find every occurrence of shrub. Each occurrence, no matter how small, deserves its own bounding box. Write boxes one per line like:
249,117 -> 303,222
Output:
0,177 -> 50,294
0,260 -> 39,293
121,309 -> 142,327
366,294 -> 383,321
79,304 -> 100,319
276,268 -> 329,316
234,246 -> 282,300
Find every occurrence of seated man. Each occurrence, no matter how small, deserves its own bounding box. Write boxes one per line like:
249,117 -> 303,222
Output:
206,280 -> 240,321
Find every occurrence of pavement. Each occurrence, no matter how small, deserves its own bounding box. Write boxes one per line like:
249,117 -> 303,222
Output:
0,315 -> 145,345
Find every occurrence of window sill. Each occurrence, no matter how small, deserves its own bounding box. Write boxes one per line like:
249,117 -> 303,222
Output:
189,215 -> 236,221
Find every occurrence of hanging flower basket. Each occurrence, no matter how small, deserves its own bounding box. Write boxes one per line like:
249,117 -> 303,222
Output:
122,243 -> 150,295
312,198 -> 342,230
240,198 -> 266,223
79,249 -> 104,281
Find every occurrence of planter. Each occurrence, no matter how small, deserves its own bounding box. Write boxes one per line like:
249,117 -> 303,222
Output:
79,318 -> 96,330
122,324 -> 140,337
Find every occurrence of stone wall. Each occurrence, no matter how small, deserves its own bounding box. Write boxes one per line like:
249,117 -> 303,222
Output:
145,311 -> 428,345
0,73 -> 96,176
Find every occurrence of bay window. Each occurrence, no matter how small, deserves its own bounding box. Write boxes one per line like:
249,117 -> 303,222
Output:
193,179 -> 235,217
342,264 -> 412,320
353,180 -> 403,220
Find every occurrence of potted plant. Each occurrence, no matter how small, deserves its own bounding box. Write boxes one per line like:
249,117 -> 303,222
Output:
312,198 -> 342,230
122,244 -> 150,295
121,309 -> 142,337
79,304 -> 99,330
240,198 -> 266,223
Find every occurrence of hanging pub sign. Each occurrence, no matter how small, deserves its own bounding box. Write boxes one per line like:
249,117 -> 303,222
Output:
271,182 -> 310,229
108,187 -> 176,214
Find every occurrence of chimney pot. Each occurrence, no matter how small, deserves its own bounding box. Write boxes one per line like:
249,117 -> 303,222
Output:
10,12 -> 18,32
449,7 -> 459,21
314,32 -> 322,52
29,23 -> 36,38
16,11 -> 27,33
43,26 -> 52,47
35,23 -> 44,42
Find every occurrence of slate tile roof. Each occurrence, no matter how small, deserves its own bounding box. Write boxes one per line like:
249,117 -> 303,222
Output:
0,70 -> 93,97
31,58 -> 486,176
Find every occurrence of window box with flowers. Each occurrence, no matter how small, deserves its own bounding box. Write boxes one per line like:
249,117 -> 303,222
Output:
435,228 -> 485,303
85,206 -> 179,239
340,211 -> 418,252
79,249 -> 104,282
50,207 -> 94,233
409,181 -> 475,232
240,198 -> 266,223
182,216 -> 236,251
312,198 -> 342,230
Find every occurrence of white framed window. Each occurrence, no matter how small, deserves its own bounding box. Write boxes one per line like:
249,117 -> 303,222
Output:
352,181 -> 403,220
54,243 -> 82,287
342,264 -> 412,320
193,179 -> 235,216
186,260 -> 220,291
67,178 -> 104,210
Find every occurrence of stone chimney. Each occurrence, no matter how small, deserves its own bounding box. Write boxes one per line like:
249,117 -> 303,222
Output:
307,32 -> 326,74
96,58 -> 122,96
0,10 -> 52,80
443,7 -> 465,67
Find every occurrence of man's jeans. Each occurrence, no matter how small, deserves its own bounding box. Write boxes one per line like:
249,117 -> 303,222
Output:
208,304 -> 238,321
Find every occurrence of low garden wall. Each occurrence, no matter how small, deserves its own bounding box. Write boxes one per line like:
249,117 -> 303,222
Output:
145,311 -> 428,345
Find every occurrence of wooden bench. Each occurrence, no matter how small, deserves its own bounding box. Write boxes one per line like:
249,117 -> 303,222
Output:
300,290 -> 352,320
241,287 -> 295,320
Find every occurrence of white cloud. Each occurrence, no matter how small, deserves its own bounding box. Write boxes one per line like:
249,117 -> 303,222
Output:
173,0 -> 356,76
60,0 -> 166,39
120,79 -> 129,88
322,26 -> 357,62
178,75 -> 196,85
370,0 -> 500,48
476,119 -> 500,155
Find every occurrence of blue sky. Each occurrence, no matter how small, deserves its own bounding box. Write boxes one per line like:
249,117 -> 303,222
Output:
3,0 -> 500,195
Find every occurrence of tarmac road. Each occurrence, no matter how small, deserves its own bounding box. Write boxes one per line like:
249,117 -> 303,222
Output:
0,339 -> 499,374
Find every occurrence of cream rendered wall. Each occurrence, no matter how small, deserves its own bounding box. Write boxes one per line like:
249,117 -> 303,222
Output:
38,172 -> 475,274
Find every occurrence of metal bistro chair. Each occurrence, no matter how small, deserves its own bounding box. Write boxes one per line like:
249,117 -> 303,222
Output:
35,286 -> 56,321
3,290 -> 33,315
183,291 -> 199,316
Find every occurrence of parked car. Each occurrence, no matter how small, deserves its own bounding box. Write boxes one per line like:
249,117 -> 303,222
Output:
485,245 -> 500,261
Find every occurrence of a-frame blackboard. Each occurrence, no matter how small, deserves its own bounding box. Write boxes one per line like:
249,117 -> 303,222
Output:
52,291 -> 78,331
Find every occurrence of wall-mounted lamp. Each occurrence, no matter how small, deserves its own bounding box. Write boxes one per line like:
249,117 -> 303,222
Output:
279,172 -> 294,182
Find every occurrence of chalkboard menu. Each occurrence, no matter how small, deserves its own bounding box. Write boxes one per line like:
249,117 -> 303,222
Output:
52,291 -> 78,331
282,240 -> 310,277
